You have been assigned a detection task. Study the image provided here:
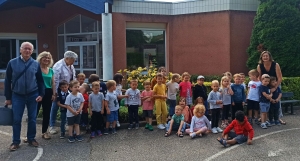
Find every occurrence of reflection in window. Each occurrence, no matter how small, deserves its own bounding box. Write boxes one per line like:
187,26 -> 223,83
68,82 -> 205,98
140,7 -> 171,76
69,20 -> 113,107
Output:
126,30 -> 165,70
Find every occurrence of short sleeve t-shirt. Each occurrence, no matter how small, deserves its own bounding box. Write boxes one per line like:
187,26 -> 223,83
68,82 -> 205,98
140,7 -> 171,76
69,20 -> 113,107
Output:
166,81 -> 179,100
272,87 -> 282,100
247,81 -> 261,101
89,92 -> 104,112
172,114 -> 184,124
42,68 -> 54,89
115,84 -> 122,96
141,90 -> 154,110
259,85 -> 270,103
153,84 -> 166,101
65,93 -> 84,117
220,88 -> 231,105
105,91 -> 119,111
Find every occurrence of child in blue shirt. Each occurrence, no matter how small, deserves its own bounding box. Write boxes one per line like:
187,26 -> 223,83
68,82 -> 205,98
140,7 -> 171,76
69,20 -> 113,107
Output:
268,76 -> 282,126
259,74 -> 273,129
231,74 -> 246,120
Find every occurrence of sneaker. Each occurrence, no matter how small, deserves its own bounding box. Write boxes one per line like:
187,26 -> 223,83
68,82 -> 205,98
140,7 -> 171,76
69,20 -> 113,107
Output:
275,120 -> 281,126
265,121 -> 272,127
97,130 -> 102,136
28,139 -> 39,147
128,124 -> 133,130
68,136 -> 75,143
261,123 -> 268,129
216,127 -> 223,133
248,118 -> 253,125
145,123 -> 149,129
148,125 -> 153,131
190,132 -> 196,139
75,135 -> 83,142
157,124 -> 166,130
135,123 -> 139,129
270,121 -> 275,126
90,131 -> 96,138
60,133 -> 65,139
103,129 -> 109,135
255,119 -> 260,125
81,123 -> 86,127
49,127 -> 57,134
112,128 -> 117,134
212,127 -> 218,134
109,123 -> 113,129
117,121 -> 121,127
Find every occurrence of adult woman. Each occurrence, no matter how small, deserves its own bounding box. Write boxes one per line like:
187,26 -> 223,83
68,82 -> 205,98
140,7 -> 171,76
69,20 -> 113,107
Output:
49,51 -> 77,134
257,50 -> 286,125
36,51 -> 56,139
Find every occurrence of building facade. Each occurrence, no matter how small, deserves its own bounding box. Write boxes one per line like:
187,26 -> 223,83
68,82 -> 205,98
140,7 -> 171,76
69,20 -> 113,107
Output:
0,0 -> 260,92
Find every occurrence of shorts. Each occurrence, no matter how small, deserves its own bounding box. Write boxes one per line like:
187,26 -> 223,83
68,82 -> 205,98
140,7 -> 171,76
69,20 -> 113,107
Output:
143,110 -> 153,118
260,102 -> 270,113
67,114 -> 81,126
247,100 -> 259,110
107,110 -> 118,122
228,131 -> 248,144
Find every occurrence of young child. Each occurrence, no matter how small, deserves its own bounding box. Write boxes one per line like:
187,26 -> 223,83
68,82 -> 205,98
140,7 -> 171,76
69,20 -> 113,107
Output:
166,73 -> 180,120
153,73 -> 168,130
190,97 -> 204,114
151,66 -> 167,89
208,80 -> 223,134
269,76 -> 282,126
57,80 -> 70,139
247,69 -> 261,125
185,105 -> 211,139
231,74 -> 246,120
164,105 -> 186,137
192,75 -> 209,120
219,76 -> 233,128
223,72 -> 233,83
179,97 -> 192,124
113,73 -> 125,127
259,74 -> 272,129
64,80 -> 84,142
125,79 -> 141,129
77,73 -> 86,85
239,73 -> 246,90
141,80 -> 154,131
179,72 -> 193,107
104,80 -> 128,134
79,83 -> 90,128
89,82 -> 105,138
217,111 -> 254,147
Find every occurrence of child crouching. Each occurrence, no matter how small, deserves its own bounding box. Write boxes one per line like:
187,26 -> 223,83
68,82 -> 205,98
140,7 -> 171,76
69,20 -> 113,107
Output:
217,111 -> 254,147
164,105 -> 186,137
185,105 -> 211,139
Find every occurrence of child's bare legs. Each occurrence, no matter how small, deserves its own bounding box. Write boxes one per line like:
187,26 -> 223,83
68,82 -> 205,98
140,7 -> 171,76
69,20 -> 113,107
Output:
248,110 -> 253,119
68,125 -> 74,137
74,124 -> 80,135
148,117 -> 152,125
261,112 -> 267,123
218,134 -> 237,145
194,127 -> 207,136
254,110 -> 259,120
112,121 -> 116,128
106,122 -> 110,129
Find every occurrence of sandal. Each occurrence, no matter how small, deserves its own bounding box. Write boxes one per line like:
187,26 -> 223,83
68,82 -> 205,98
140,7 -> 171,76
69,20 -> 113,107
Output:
177,132 -> 184,138
280,121 -> 286,125
217,137 -> 227,147
164,131 -> 171,137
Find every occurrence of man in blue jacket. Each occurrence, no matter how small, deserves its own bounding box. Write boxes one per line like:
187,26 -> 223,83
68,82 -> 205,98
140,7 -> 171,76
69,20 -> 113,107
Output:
4,42 -> 45,151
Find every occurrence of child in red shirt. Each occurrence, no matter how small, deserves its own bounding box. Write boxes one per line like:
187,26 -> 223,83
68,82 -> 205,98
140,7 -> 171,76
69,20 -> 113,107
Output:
79,83 -> 90,129
217,111 -> 254,147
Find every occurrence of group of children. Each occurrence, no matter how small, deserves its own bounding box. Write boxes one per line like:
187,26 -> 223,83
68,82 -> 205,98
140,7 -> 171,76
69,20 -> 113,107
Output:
55,66 -> 283,147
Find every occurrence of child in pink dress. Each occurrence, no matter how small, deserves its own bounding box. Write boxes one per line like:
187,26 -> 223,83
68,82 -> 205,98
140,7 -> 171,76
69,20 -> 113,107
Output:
179,72 -> 193,107
141,81 -> 154,131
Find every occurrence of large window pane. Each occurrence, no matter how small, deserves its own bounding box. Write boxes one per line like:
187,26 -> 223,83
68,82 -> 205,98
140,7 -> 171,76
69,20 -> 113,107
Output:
0,40 -> 11,69
65,15 -> 80,33
57,36 -> 64,59
66,34 -> 97,42
81,16 -> 97,33
126,30 -> 165,70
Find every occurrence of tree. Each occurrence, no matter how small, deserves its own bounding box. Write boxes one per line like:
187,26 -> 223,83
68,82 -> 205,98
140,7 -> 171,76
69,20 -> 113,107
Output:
247,0 -> 300,76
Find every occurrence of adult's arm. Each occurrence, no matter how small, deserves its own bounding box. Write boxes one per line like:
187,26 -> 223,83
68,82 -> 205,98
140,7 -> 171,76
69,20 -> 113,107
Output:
36,64 -> 45,97
53,63 -> 61,92
257,65 -> 262,81
4,62 -> 12,100
275,63 -> 283,88
52,74 -> 56,97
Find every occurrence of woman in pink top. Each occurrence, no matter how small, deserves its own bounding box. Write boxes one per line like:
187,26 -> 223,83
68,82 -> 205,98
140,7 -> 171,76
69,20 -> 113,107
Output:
141,81 -> 154,131
179,72 -> 193,107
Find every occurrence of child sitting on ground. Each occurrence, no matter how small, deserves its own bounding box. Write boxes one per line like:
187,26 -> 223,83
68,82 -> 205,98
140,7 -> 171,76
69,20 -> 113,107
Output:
165,105 -> 186,137
179,97 -> 192,124
141,80 -> 154,131
185,105 -> 211,139
217,111 -> 254,147
268,76 -> 282,126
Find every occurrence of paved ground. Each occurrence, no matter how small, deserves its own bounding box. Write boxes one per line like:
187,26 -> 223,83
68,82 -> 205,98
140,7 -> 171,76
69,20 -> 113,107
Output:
1,96 -> 300,161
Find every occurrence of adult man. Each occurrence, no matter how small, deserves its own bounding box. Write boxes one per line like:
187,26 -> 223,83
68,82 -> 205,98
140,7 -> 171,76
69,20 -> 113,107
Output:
4,42 -> 45,151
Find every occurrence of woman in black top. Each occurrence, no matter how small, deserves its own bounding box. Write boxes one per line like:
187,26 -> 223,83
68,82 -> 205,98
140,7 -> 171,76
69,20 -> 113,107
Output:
257,51 -> 285,125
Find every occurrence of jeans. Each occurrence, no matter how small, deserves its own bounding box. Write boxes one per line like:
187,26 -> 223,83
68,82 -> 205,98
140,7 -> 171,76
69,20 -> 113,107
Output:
269,103 -> 279,121
128,105 -> 139,124
168,99 -> 176,117
50,101 -> 59,127
12,91 -> 38,144
60,111 -> 67,134
37,88 -> 53,133
166,121 -> 186,132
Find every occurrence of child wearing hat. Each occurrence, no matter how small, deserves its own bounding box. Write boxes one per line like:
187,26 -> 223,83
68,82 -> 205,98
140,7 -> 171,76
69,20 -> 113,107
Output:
193,75 -> 209,120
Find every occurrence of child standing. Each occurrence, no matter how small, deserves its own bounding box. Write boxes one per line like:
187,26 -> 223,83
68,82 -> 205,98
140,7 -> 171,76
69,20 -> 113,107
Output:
57,80 -> 70,139
208,80 -> 223,134
89,82 -> 105,138
166,73 -> 180,119
104,80 -> 128,134
259,74 -> 272,129
217,111 -> 253,147
186,105 -> 211,139
113,73 -> 125,127
164,105 -> 186,137
151,66 -> 167,89
239,73 -> 246,90
79,83 -> 90,128
141,81 -> 154,131
219,76 -> 233,128
125,79 -> 141,129
269,76 -> 282,126
231,74 -> 246,120
179,72 -> 193,107
179,97 -> 192,124
247,69 -> 261,125
64,80 -> 84,142
153,73 -> 168,130
77,73 -> 86,85
193,75 -> 209,119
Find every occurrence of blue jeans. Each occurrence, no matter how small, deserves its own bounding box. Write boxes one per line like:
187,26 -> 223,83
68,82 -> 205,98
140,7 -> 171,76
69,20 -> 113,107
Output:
60,111 -> 67,133
166,121 -> 186,132
168,99 -> 176,117
50,101 -> 59,127
12,91 -> 38,144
